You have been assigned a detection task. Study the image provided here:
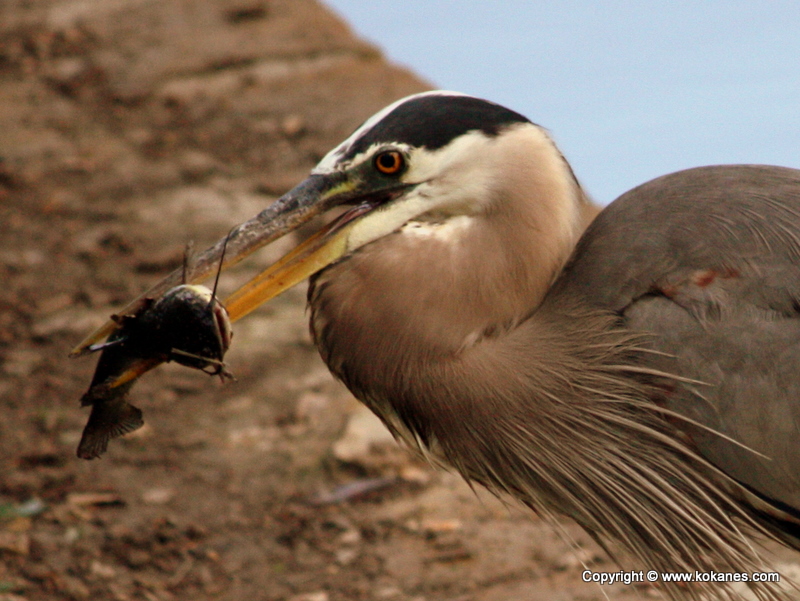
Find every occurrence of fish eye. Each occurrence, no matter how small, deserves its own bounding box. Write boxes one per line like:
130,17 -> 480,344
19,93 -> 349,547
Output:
374,150 -> 405,175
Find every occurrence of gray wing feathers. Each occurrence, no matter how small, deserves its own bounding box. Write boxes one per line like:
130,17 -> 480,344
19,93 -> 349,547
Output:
558,165 -> 800,510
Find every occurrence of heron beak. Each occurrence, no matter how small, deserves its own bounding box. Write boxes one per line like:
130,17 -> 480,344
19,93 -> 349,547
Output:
223,172 -> 413,321
71,171 -> 399,356
224,198 -> 372,321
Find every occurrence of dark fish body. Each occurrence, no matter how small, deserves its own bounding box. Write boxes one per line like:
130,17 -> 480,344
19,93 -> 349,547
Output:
120,284 -> 233,373
77,285 -> 232,459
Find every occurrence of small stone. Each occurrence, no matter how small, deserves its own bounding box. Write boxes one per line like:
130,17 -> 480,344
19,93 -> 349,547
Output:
398,465 -> 432,484
0,532 -> 30,555
287,593 -> 328,601
47,57 -> 89,89
552,546 -> 602,570
16,497 -> 47,517
334,547 -> 358,566
281,115 -> 305,137
64,527 -> 80,544
0,249 -> 45,268
141,488 -> 175,505
90,560 -> 116,579
420,519 -> 462,534
337,528 -> 361,546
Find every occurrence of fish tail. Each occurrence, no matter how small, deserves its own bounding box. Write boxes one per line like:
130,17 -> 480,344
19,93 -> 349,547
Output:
77,400 -> 144,460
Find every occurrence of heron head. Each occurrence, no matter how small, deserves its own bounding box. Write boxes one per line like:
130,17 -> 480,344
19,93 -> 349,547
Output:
222,91 -> 588,321
73,91 -> 588,353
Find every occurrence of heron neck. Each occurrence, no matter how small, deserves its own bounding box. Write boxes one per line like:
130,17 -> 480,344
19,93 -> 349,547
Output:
308,179 -> 599,393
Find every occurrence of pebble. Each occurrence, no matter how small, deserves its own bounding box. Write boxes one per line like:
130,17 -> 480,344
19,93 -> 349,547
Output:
337,528 -> 361,546
0,249 -> 45,268
552,546 -> 602,571
374,586 -> 403,599
90,560 -> 116,579
281,115 -> 305,137
287,593 -> 328,601
141,488 -> 175,505
0,532 -> 30,555
46,57 -> 90,93
334,548 -> 358,566
420,519 -> 462,534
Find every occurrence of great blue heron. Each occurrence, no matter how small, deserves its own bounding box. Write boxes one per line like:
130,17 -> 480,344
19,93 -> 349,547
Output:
74,91 -> 800,600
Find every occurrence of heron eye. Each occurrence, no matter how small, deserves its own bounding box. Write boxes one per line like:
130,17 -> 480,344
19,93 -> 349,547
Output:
374,150 -> 405,175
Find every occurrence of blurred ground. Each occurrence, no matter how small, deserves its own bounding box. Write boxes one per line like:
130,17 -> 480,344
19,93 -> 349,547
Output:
1,2 -> 798,600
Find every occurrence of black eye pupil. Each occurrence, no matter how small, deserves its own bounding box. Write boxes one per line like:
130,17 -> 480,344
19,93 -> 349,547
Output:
376,151 -> 403,174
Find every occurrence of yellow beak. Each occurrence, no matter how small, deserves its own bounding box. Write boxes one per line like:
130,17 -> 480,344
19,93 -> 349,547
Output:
224,202 -> 373,321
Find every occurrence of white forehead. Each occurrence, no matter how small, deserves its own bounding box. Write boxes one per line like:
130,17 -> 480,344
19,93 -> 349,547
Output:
312,90 -> 474,175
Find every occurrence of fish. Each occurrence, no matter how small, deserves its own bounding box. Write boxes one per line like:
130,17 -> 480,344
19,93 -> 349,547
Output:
77,284 -> 233,459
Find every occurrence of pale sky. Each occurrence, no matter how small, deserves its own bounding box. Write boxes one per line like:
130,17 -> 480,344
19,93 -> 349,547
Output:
324,1 -> 800,204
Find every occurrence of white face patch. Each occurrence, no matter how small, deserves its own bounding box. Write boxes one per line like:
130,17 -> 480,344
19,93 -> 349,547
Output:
337,122 -> 560,256
400,215 -> 476,243
401,129 -> 501,212
344,186 -> 436,252
306,92 -> 581,281
312,90 -> 473,175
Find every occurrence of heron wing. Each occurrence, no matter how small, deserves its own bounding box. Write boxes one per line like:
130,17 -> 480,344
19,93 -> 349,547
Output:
555,164 -> 800,511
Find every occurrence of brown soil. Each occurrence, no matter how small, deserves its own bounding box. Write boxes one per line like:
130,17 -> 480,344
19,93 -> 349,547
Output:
1,2 -> 796,600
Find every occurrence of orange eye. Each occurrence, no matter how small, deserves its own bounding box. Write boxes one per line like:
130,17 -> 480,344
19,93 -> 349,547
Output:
374,150 -> 405,175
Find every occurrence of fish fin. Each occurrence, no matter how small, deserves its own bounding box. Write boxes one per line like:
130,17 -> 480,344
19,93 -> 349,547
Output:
77,400 -> 144,460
